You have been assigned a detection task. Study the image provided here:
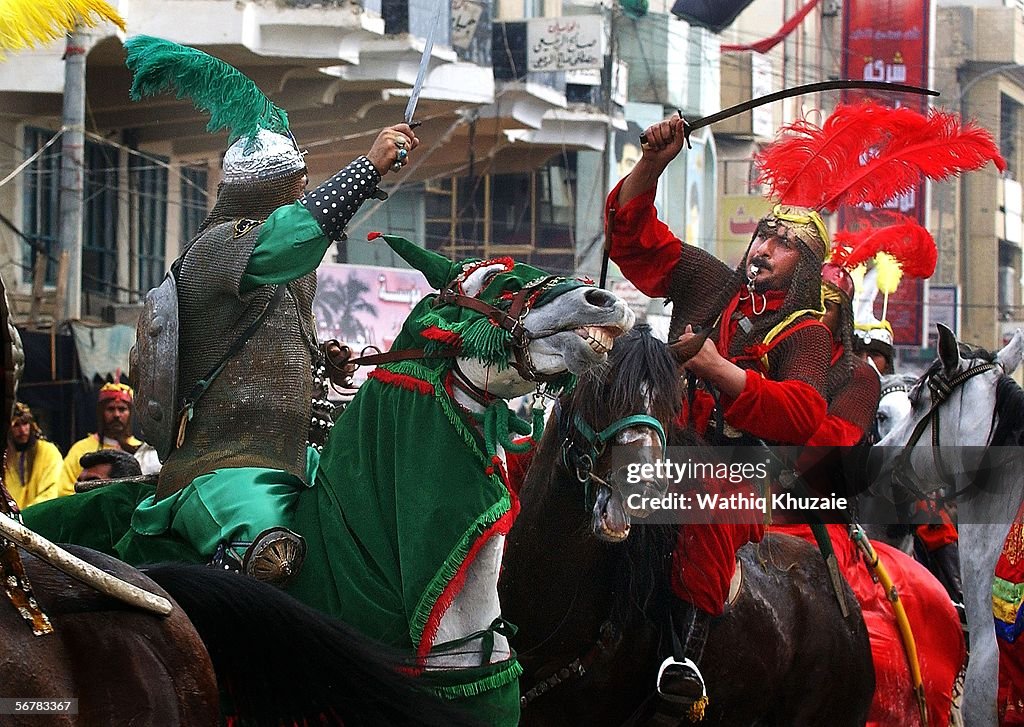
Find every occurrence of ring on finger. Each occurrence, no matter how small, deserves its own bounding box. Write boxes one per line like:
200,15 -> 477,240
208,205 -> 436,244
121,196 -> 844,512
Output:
395,138 -> 406,149
397,148 -> 408,161
391,161 -> 403,172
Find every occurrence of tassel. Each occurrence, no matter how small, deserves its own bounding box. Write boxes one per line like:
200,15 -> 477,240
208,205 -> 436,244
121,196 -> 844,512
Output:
124,36 -> 291,147
688,695 -> 709,722
0,0 -> 125,53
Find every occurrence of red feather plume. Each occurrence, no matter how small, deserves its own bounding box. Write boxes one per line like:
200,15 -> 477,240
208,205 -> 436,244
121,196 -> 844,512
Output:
831,215 -> 937,278
755,102 -> 930,207
818,108 -> 1006,211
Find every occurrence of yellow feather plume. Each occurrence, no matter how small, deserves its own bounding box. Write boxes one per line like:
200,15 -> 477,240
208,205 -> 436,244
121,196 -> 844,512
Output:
0,0 -> 126,55
875,252 -> 903,295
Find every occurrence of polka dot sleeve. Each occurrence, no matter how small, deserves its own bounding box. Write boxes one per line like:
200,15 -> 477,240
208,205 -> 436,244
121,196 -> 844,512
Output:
298,156 -> 381,241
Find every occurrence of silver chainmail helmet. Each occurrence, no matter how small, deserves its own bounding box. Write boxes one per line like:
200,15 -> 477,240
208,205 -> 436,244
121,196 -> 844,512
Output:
222,128 -> 305,185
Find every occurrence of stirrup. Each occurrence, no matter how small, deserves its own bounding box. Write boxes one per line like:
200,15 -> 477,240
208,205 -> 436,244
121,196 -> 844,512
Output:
242,527 -> 307,587
656,655 -> 707,704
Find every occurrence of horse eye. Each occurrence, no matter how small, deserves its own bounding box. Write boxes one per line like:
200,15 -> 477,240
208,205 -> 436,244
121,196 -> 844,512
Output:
877,412 -> 888,422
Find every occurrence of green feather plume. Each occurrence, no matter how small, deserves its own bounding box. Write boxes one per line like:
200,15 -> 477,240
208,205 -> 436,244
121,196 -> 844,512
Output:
124,35 -> 290,146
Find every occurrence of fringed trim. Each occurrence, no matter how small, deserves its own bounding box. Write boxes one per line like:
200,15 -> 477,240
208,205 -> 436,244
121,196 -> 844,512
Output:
415,310 -> 514,369
431,658 -> 524,700
368,367 -> 434,396
460,317 -> 514,368
421,325 -> 462,346
412,494 -> 514,655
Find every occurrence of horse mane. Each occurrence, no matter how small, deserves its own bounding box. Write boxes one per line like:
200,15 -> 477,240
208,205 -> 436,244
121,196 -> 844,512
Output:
879,373 -> 916,398
564,325 -> 708,624
143,564 -> 480,727
568,324 -> 682,432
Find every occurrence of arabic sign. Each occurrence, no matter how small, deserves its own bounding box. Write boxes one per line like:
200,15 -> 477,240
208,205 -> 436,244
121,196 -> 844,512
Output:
451,0 -> 483,50
841,0 -> 931,346
313,262 -> 429,385
527,15 -> 604,72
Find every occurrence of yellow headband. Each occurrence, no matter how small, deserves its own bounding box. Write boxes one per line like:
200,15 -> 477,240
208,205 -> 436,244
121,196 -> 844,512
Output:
769,204 -> 831,260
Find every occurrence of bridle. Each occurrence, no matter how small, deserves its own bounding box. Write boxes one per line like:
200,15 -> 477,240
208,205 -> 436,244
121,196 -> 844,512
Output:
339,275 -> 577,384
556,399 -> 667,509
435,275 -> 571,383
891,357 -> 1001,503
520,401 -> 665,709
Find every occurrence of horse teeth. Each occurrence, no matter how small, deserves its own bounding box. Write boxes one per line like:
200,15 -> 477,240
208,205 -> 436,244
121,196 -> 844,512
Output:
577,326 -> 613,354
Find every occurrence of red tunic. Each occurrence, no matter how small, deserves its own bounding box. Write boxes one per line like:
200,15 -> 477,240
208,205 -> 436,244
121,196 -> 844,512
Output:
607,180 -> 832,615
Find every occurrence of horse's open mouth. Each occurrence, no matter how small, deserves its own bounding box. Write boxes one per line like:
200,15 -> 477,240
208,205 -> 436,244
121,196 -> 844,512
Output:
575,325 -> 627,356
593,484 -> 631,542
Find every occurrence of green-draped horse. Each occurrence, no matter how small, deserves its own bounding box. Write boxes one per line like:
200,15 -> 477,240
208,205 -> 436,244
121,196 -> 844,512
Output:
24,235 -> 634,725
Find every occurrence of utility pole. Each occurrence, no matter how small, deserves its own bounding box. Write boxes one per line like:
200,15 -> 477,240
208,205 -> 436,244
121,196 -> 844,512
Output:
597,3 -> 618,285
59,27 -> 89,321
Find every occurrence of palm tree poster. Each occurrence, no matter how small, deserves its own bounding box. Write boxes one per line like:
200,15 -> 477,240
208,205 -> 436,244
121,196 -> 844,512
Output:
313,262 -> 428,383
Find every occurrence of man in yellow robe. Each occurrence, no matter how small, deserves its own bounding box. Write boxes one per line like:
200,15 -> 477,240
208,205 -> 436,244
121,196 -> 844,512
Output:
5,403 -> 62,509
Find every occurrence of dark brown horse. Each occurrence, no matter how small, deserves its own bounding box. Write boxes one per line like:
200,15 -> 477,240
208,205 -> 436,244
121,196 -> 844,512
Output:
500,325 -> 875,726
2,546 -> 220,726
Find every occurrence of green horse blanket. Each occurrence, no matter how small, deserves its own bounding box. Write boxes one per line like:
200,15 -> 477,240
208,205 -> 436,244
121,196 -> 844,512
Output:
287,359 -> 523,702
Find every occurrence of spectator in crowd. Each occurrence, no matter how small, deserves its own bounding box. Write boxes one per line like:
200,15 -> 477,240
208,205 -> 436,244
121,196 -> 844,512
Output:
5,402 -> 62,508
59,382 -> 143,495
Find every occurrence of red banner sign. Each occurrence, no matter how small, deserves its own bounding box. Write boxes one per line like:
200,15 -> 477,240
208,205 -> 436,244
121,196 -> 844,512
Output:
841,0 -> 930,346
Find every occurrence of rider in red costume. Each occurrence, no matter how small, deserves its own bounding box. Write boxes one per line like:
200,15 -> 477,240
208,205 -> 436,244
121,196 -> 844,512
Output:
606,114 -> 833,708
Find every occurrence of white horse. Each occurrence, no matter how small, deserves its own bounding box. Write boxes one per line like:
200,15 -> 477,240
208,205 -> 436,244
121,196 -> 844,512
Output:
877,372 -> 917,441
874,324 -> 1024,727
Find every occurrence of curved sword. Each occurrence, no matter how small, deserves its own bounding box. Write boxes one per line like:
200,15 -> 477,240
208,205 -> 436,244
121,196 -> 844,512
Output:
639,80 -> 939,147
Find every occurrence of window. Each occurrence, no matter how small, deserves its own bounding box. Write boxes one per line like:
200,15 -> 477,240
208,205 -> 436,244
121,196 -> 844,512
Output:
82,139 -> 119,297
21,128 -> 61,285
423,154 -> 577,274
1001,93 -> 1020,180
179,164 -> 209,249
131,152 -> 168,291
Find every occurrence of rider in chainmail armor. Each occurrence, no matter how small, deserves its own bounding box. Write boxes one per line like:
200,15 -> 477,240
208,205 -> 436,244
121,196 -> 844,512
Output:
605,113 -> 835,717
135,128 -> 406,585
664,210 -> 834,430
116,52 -> 420,585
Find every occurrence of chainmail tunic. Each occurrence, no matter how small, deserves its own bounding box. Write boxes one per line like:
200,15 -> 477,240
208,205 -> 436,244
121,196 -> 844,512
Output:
156,216 -> 317,501
827,356 -> 881,437
665,242 -> 832,396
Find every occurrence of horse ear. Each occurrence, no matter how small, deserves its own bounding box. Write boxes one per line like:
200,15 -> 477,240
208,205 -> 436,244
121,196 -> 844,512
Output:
996,328 -> 1024,375
936,323 -> 960,372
